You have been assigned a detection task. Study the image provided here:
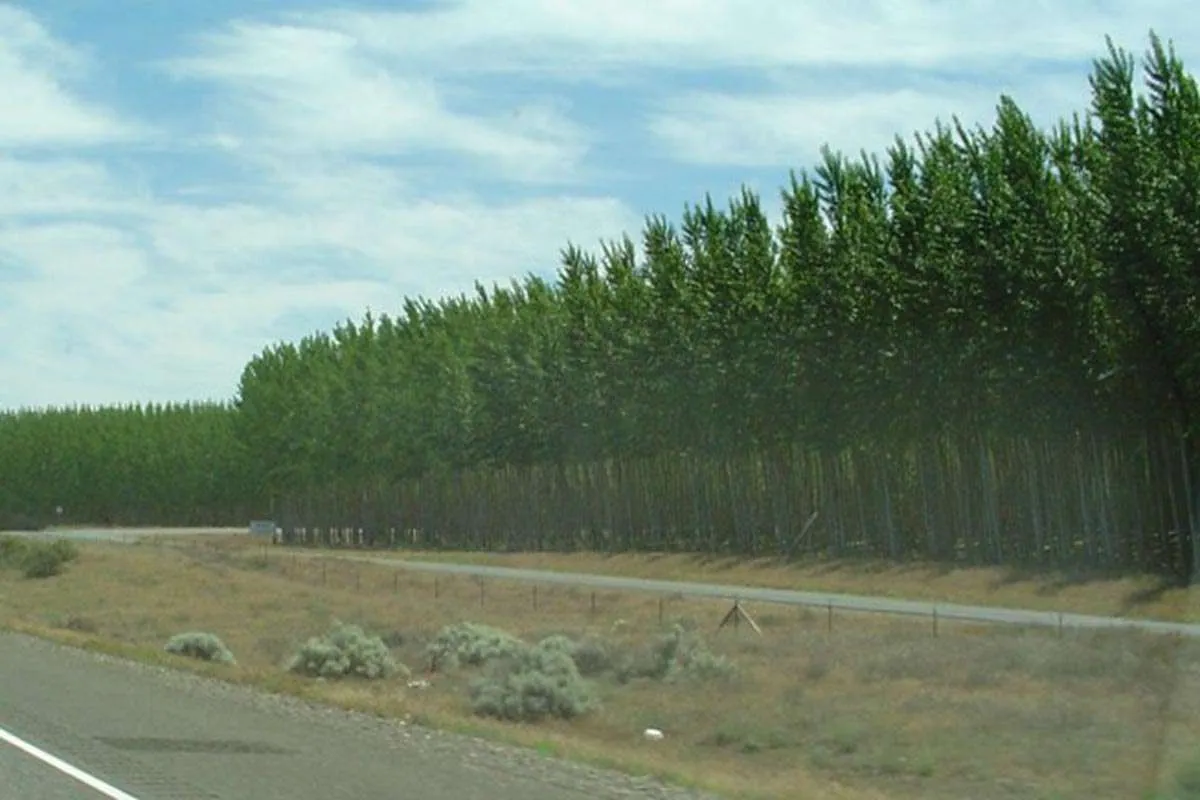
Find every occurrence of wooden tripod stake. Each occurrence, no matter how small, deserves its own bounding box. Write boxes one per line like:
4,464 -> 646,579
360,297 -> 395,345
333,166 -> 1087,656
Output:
717,599 -> 762,635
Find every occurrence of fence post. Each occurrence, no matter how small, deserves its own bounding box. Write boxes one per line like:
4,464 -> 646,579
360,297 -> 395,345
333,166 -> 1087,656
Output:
532,585 -> 538,611
827,602 -> 833,632
932,606 -> 939,638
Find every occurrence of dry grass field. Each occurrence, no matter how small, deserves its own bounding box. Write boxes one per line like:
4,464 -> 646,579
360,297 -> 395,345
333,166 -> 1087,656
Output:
3,534 -> 1200,800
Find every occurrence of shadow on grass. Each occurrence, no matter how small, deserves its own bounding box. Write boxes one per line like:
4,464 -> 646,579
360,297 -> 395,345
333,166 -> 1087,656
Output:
1119,575 -> 1191,616
982,560 -> 1177,597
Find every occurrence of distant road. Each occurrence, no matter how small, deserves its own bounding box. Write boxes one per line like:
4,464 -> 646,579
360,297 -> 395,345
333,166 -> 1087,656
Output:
310,551 -> 1200,638
10,526 -> 1200,638
0,632 -> 705,800
3,527 -> 243,544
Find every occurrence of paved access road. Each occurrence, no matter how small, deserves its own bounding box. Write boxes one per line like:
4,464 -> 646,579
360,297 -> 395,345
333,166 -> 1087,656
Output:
0,633 -> 708,800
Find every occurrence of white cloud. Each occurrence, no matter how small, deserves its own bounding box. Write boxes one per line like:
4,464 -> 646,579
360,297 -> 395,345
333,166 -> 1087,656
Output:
142,182 -> 640,297
647,73 -> 1088,167
0,222 -> 146,292
165,21 -> 590,184
308,0 -> 1200,77
1,161 -> 640,407
0,5 -> 142,147
0,156 -> 158,221
0,3 -> 641,408
3,0 -> 1198,410
290,0 -> 1200,168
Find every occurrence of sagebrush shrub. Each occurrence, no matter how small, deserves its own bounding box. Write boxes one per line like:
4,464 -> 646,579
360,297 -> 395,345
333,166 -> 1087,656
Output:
19,538 -> 79,579
0,536 -> 29,569
569,636 -> 615,677
426,622 -> 525,671
533,633 -> 613,677
164,631 -> 236,664
616,624 -> 736,683
469,637 -> 596,722
287,620 -> 404,680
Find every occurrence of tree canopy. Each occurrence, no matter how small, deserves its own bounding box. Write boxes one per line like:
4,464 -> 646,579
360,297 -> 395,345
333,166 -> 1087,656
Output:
1,32 -> 1196,574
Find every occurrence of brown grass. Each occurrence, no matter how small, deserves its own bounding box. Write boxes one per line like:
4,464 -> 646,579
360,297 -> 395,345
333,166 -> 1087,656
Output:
3,535 -> 1200,800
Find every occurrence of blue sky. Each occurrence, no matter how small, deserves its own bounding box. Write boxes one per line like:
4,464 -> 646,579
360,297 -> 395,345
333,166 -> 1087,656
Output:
1,1 -> 1197,410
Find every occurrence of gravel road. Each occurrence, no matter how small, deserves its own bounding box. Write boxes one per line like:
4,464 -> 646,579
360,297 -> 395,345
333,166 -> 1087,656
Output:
0,632 -> 718,800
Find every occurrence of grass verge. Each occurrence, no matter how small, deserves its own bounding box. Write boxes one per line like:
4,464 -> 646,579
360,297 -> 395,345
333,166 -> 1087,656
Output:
3,535 -> 1200,800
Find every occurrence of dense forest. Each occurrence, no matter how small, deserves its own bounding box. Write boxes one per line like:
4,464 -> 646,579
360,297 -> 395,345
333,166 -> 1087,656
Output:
0,402 -> 255,528
1,34 -> 1197,576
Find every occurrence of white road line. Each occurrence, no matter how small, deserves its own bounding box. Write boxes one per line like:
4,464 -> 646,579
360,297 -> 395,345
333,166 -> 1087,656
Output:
0,723 -> 141,800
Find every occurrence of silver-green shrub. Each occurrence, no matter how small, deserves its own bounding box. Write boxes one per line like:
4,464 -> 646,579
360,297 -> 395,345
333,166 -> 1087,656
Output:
287,620 -> 404,680
469,636 -> 596,722
425,622 -> 526,671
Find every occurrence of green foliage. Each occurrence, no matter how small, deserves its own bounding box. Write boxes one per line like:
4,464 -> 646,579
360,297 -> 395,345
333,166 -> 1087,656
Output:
0,536 -> 29,567
616,625 -> 736,684
0,401 -> 259,528
9,538 -> 79,579
3,31 -> 1199,577
425,622 -> 526,672
248,31 -> 1196,575
469,636 -> 597,722
164,632 -> 236,665
563,635 -> 615,677
287,621 -> 405,680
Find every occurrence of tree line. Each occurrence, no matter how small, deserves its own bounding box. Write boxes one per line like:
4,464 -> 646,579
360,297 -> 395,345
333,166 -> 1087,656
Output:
0,402 -> 255,528
1,33 -> 1197,575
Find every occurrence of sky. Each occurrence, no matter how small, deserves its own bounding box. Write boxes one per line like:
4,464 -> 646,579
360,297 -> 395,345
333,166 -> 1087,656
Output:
1,1 -> 1196,411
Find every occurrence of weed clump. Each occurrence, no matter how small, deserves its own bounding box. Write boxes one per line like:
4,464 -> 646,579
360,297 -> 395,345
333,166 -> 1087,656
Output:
564,635 -> 615,677
0,535 -> 28,566
469,635 -> 597,722
165,631 -> 236,665
616,624 -> 736,683
1,537 -> 79,579
287,620 -> 405,680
